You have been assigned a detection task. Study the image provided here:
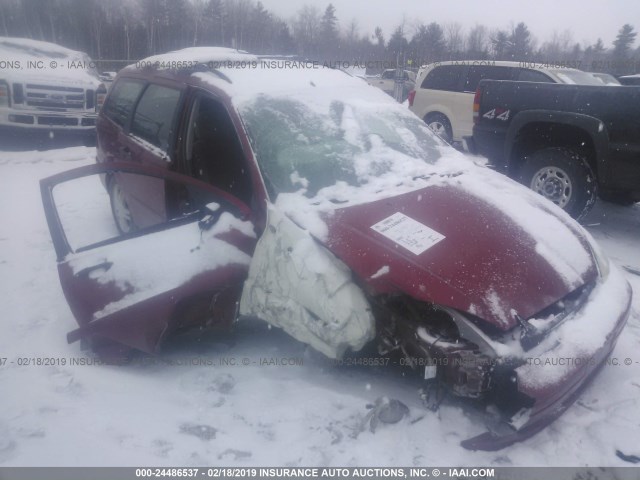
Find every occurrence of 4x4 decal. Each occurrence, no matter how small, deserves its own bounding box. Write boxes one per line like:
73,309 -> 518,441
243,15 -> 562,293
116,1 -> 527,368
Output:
483,108 -> 511,121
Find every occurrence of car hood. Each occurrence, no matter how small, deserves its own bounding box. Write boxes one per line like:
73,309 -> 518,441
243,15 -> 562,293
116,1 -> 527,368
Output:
5,67 -> 102,88
317,175 -> 598,331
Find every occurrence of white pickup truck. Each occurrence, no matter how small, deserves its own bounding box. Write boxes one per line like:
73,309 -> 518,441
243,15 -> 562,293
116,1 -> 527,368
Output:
0,37 -> 106,132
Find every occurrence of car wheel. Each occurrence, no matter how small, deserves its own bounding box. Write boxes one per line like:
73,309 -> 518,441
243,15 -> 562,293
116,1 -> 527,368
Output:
518,147 -> 597,219
108,178 -> 137,234
599,189 -> 637,206
425,113 -> 453,143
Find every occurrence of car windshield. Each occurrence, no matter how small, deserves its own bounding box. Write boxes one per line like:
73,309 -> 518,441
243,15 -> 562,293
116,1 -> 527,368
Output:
592,73 -> 621,85
239,96 -> 442,198
552,69 -> 604,85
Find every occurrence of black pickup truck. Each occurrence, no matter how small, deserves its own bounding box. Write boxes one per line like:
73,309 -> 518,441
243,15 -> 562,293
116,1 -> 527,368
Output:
470,80 -> 640,218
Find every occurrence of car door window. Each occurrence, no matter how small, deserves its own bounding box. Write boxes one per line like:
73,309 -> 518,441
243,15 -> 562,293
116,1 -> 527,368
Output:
184,95 -> 252,205
102,79 -> 145,128
518,69 -> 555,83
464,66 -> 515,92
130,84 -> 182,153
421,65 -> 466,92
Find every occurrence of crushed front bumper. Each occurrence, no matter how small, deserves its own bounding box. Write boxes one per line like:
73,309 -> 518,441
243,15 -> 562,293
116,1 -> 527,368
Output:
461,266 -> 633,451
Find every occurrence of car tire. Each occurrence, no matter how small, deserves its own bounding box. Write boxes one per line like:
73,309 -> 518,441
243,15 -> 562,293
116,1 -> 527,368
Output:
518,147 -> 597,220
425,113 -> 453,144
108,177 -> 137,234
599,189 -> 637,206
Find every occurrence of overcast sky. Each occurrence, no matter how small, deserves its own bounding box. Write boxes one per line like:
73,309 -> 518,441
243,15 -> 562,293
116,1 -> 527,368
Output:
258,0 -> 638,49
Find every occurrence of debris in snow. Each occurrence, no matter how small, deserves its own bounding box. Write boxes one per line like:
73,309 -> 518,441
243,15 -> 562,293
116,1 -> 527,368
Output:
615,450 -> 640,464
507,408 -> 532,430
218,449 -> 252,461
361,397 -> 410,433
209,373 -> 236,394
179,423 -> 218,441
369,265 -> 390,279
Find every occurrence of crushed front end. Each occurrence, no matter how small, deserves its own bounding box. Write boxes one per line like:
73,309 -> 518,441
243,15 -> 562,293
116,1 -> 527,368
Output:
376,265 -> 632,451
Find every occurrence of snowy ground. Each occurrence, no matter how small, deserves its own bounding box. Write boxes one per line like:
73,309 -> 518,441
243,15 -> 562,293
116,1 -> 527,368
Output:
0,144 -> 639,467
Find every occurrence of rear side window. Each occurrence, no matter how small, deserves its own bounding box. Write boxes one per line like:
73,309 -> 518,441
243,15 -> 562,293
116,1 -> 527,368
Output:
130,84 -> 182,152
518,69 -> 555,83
463,66 -> 516,92
421,65 -> 465,92
102,79 -> 145,128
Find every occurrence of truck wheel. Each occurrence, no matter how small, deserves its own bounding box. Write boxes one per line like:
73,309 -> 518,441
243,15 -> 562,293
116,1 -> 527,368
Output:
518,147 -> 597,219
599,189 -> 637,206
108,178 -> 137,234
425,113 -> 453,143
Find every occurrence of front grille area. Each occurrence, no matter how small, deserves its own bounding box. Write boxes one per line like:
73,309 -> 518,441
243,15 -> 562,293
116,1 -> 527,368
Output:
19,83 -> 88,111
37,116 -> 79,126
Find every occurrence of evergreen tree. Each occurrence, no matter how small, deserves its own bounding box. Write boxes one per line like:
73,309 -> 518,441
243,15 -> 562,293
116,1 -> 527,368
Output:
612,24 -> 637,59
319,4 -> 339,59
491,30 -> 509,59
507,22 -> 532,59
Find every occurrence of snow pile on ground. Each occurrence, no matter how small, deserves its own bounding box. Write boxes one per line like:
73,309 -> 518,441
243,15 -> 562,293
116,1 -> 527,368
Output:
0,145 -> 639,466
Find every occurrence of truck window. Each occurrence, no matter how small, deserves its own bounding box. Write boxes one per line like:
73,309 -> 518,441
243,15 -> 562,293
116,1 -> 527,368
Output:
464,66 -> 515,92
102,79 -> 145,128
421,65 -> 465,92
130,84 -> 182,152
518,69 -> 555,83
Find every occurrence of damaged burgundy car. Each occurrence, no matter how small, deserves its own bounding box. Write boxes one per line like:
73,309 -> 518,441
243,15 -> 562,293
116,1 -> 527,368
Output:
40,48 -> 632,451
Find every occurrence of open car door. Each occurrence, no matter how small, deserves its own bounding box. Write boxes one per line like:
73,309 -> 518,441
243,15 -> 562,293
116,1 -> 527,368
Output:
41,162 -> 257,355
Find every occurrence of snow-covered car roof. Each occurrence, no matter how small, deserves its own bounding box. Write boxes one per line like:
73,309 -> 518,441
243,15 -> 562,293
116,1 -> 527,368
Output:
191,62 -> 389,104
0,36 -> 101,86
133,47 -> 258,69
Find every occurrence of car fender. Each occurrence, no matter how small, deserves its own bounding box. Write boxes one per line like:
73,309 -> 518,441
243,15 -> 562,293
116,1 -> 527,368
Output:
239,206 -> 375,359
505,110 -> 610,182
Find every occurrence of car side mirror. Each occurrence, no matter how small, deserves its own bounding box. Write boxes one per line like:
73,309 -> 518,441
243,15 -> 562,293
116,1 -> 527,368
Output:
198,202 -> 223,231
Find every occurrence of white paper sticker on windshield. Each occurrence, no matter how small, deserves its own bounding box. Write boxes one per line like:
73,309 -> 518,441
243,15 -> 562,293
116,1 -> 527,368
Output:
371,212 -> 445,255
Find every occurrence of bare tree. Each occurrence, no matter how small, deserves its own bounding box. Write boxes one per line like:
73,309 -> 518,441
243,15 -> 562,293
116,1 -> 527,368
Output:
292,4 -> 320,56
466,24 -> 488,58
445,22 -> 464,57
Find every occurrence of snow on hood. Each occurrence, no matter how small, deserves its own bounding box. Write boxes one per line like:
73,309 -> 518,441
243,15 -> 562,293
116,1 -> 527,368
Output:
316,170 -> 598,331
0,36 -> 102,87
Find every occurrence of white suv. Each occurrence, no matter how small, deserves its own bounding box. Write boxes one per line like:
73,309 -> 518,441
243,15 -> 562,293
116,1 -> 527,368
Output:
408,61 -> 602,144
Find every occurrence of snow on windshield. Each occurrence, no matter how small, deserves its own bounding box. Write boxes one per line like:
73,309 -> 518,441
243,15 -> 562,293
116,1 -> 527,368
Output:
239,95 -> 443,197
553,69 -> 603,86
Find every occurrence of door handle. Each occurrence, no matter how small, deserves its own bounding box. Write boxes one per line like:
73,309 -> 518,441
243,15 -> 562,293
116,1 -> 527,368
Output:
75,261 -> 113,279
